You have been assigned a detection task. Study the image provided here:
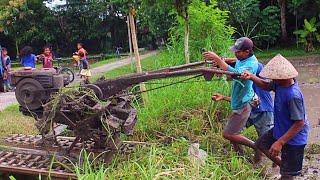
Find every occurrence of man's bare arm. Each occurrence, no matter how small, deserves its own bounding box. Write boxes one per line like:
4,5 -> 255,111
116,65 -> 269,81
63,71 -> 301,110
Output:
212,93 -> 231,102
224,57 -> 237,64
269,120 -> 305,157
203,52 -> 229,70
241,71 -> 271,90
278,120 -> 305,145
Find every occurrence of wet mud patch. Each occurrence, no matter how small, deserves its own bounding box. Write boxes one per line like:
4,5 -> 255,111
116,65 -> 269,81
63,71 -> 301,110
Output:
293,61 -> 320,179
298,154 -> 320,179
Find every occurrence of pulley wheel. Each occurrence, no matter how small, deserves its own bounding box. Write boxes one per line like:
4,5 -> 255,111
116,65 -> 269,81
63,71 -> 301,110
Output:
15,78 -> 45,110
85,84 -> 103,99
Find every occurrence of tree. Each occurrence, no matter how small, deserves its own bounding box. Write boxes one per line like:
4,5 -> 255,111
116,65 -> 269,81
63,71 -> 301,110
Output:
170,0 -> 234,60
294,17 -> 320,52
0,0 -> 31,56
139,0 -> 175,45
175,0 -> 191,63
218,0 -> 280,48
278,0 -> 288,42
141,0 -> 191,63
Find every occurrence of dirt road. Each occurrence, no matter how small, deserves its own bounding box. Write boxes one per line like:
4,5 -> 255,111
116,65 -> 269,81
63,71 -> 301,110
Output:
0,51 -> 158,111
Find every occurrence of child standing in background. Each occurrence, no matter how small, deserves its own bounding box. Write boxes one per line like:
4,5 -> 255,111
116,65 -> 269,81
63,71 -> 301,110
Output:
38,46 -> 53,68
76,43 -> 87,59
73,43 -> 87,75
2,48 -> 12,91
20,46 -> 37,68
79,51 -> 91,84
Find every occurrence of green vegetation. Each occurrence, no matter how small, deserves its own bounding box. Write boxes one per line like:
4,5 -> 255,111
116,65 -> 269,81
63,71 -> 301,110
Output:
294,17 -> 320,52
1,0 -> 320,59
72,2 -> 265,176
255,45 -> 320,60
0,104 -> 37,138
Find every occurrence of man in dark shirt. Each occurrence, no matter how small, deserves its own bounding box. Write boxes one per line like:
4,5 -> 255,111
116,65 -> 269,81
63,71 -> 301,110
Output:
242,54 -> 309,179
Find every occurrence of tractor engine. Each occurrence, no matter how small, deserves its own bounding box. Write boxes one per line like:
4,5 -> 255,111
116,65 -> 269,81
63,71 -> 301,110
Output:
11,68 -> 70,115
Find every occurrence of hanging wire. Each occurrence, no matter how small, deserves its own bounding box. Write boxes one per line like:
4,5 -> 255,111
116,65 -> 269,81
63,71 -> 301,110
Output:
107,74 -> 204,99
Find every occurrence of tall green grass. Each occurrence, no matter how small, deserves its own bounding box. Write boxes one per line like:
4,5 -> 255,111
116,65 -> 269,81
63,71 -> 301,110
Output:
72,50 -> 263,179
0,104 -> 37,138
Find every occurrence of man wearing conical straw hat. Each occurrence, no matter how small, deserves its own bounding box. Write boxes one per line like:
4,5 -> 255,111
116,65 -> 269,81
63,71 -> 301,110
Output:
242,54 -> 309,179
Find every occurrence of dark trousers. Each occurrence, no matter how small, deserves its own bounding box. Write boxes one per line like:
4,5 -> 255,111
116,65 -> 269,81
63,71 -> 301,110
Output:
0,75 -> 4,92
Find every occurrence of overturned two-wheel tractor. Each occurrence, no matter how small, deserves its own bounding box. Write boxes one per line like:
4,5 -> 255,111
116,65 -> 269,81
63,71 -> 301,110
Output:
1,62 -> 240,178
35,88 -> 137,163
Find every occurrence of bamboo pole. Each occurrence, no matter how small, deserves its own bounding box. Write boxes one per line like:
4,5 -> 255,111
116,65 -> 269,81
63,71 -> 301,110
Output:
126,16 -> 134,70
129,8 -> 148,104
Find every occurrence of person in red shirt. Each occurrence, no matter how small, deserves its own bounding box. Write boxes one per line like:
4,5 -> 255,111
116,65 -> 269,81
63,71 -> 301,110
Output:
76,43 -> 87,59
79,51 -> 91,84
73,43 -> 87,74
38,46 -> 53,68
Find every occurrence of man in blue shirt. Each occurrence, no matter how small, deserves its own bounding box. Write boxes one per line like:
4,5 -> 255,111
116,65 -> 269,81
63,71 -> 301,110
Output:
242,54 -> 309,179
203,37 -> 258,155
246,63 -> 274,137
212,62 -> 274,162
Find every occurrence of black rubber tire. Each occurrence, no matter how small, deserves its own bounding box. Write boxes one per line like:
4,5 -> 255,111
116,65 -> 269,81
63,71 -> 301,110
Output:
15,78 -> 45,110
59,67 -> 75,83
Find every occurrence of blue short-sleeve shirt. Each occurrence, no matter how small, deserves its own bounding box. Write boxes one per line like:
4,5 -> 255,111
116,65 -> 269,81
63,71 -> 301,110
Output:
21,54 -> 36,68
0,56 -> 4,76
227,55 -> 258,110
271,81 -> 309,145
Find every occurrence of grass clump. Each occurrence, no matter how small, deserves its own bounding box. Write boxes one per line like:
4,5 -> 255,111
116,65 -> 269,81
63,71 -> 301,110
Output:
74,140 -> 261,179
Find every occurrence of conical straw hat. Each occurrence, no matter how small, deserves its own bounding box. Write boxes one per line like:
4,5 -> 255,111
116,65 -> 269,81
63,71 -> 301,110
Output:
260,54 -> 298,79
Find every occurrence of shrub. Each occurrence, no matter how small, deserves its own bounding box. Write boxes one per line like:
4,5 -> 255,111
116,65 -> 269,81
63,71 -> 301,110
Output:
169,0 -> 234,61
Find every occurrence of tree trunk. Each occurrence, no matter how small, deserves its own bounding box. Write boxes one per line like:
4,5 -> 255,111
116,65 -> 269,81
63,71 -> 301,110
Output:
278,0 -> 288,42
15,36 -> 19,59
184,15 -> 190,64
129,8 -> 148,104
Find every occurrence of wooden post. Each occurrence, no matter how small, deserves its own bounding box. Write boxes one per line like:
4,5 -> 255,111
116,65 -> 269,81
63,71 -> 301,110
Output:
129,8 -> 148,104
126,16 -> 134,71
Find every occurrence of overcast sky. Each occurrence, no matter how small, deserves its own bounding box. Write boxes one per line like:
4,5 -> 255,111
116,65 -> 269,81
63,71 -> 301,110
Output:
45,0 -> 66,9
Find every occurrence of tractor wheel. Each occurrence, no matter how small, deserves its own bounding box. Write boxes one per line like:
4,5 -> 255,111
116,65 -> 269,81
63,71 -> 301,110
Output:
15,78 -> 45,110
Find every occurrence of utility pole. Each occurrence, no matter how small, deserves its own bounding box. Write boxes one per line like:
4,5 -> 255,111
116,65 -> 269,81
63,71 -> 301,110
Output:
128,7 -> 148,104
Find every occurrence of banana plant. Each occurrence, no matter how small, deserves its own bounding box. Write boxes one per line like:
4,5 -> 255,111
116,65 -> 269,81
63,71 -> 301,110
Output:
294,17 -> 320,52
